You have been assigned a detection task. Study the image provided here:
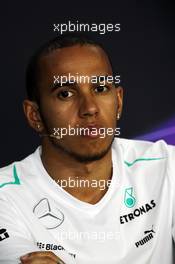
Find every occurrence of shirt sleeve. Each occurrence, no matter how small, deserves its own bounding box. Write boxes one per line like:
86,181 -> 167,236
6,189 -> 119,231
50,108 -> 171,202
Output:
0,195 -> 39,264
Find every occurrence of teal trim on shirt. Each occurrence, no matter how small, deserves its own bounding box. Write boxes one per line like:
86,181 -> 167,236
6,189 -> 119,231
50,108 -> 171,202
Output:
0,165 -> 20,188
124,157 -> 166,167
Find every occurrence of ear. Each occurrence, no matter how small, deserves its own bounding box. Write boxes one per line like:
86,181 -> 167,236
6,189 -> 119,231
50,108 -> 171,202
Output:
23,100 -> 44,133
116,86 -> 123,119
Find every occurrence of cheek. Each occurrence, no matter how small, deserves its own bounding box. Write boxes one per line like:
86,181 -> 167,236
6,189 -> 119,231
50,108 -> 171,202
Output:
100,96 -> 118,121
40,98 -> 78,127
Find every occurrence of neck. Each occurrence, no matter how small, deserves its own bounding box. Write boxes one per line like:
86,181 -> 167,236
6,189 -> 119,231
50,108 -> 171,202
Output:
40,140 -> 113,204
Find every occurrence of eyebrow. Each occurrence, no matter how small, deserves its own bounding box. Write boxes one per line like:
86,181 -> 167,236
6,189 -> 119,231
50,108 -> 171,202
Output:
51,81 -> 75,92
50,75 -> 113,92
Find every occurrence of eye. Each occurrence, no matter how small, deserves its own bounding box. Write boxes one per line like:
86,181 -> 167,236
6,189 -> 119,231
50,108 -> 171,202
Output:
57,90 -> 74,99
94,85 -> 110,93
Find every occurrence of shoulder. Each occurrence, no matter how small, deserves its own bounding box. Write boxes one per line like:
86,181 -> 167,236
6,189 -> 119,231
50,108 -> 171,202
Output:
112,137 -> 175,166
0,146 -> 40,195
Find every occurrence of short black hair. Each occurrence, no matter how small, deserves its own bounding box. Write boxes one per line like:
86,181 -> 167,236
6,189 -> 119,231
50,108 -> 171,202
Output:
25,33 -> 108,104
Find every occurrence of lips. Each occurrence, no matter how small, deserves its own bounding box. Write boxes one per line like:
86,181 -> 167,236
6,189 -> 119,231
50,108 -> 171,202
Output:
82,122 -> 100,128
80,123 -> 101,138
82,123 -> 100,131
84,124 -> 99,129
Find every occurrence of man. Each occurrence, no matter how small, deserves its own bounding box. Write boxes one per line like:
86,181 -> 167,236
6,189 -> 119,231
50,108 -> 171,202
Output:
0,33 -> 174,264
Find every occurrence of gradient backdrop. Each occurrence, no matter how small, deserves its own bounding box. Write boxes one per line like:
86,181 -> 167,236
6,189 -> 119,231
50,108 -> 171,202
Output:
0,1 -> 175,166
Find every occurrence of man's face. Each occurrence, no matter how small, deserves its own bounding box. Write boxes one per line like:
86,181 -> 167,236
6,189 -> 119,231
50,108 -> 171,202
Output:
37,44 -> 123,162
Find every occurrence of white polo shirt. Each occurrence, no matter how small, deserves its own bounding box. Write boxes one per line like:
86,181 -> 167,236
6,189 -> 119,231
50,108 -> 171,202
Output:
0,138 -> 175,264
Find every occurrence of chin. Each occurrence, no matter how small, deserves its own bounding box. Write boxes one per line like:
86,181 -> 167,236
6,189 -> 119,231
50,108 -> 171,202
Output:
68,140 -> 114,162
52,135 -> 114,162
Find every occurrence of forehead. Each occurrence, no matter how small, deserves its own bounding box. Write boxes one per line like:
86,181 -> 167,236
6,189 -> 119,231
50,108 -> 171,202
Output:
38,44 -> 112,76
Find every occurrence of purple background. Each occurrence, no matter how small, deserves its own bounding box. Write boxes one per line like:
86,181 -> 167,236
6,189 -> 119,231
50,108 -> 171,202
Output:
134,115 -> 175,145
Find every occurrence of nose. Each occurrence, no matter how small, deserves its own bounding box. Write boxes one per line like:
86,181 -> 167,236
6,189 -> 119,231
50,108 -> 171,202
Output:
78,93 -> 99,118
